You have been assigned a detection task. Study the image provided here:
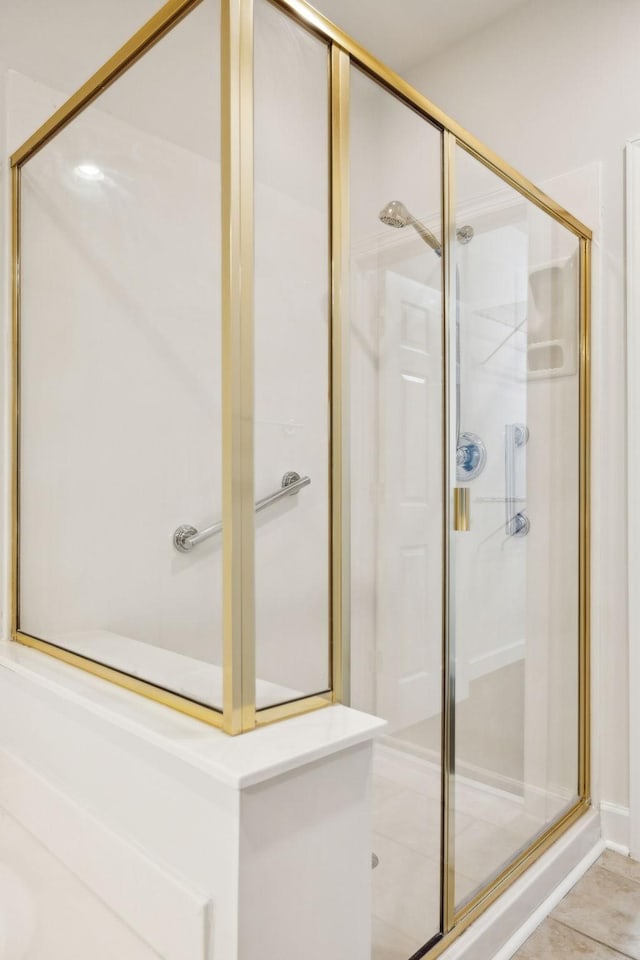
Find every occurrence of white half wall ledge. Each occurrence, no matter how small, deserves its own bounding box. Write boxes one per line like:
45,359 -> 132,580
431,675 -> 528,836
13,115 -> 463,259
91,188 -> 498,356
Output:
0,639 -> 386,788
0,639 -> 386,960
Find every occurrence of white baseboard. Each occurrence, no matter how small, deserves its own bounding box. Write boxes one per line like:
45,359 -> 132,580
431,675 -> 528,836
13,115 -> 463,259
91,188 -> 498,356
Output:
495,799 -> 634,959
440,809 -> 601,960
467,639 -> 525,682
600,801 -> 630,854
378,739 -> 571,816
453,641 -> 524,706
0,747 -> 212,960
492,831 -> 604,960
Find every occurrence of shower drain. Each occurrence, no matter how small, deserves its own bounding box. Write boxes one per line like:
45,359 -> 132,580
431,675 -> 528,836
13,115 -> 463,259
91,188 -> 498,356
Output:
371,853 -> 379,869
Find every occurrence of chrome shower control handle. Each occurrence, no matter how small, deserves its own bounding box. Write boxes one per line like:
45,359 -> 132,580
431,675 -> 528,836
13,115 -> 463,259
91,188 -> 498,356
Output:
511,511 -> 530,537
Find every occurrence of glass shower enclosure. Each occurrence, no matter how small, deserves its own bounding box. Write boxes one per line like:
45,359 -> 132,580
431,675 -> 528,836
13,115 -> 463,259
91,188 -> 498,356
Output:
10,0 -> 591,956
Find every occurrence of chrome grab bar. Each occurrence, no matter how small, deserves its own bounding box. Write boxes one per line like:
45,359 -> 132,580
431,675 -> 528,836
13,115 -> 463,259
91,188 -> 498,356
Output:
173,471 -> 311,553
505,423 -> 530,537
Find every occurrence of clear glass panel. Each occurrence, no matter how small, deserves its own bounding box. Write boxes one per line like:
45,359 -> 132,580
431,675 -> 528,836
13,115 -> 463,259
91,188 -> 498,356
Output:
253,0 -> 331,708
451,145 -> 580,909
19,0 -> 223,709
349,67 -> 444,951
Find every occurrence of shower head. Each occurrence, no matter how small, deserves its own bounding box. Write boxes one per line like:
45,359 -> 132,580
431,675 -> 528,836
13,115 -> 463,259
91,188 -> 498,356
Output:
378,199 -> 474,255
379,200 -> 413,229
378,200 -> 441,254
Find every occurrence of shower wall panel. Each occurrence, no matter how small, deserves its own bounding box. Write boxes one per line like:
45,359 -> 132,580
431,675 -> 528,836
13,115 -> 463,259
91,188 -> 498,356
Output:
19,3 -> 224,679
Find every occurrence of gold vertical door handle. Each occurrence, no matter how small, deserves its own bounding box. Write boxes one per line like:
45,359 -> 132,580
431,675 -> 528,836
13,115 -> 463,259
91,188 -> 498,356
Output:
453,487 -> 470,531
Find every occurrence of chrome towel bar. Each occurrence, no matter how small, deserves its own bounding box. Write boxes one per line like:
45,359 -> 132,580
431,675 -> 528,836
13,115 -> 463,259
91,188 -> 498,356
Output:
173,471 -> 311,553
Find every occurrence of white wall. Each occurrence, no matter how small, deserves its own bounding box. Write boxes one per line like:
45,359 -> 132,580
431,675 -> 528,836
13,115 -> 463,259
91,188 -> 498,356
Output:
17,67 -> 225,663
407,0 -> 631,807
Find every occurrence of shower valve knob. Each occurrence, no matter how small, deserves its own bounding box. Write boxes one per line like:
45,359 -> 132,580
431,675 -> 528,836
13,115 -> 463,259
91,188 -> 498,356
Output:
456,432 -> 487,481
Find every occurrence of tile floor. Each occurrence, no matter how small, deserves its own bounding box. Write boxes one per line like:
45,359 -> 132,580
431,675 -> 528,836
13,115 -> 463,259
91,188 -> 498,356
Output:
514,850 -> 640,959
372,743 -> 575,960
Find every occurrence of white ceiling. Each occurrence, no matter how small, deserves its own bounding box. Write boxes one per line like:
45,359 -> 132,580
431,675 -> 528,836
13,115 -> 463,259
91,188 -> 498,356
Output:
0,0 -> 161,96
314,0 -> 531,72
0,0 -> 532,97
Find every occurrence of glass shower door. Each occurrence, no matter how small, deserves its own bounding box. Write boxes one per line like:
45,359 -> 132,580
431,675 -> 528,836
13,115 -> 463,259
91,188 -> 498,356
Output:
349,67 -> 445,953
448,143 -> 582,914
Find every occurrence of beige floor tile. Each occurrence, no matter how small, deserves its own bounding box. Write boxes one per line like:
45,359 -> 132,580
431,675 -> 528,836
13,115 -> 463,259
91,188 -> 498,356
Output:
374,789 -> 446,859
371,832 -> 440,947
453,866 -> 483,907
454,777 -> 524,827
514,917 -> 628,959
600,849 -> 640,885
374,774 -> 406,810
372,743 -> 574,949
503,810 -> 551,847
553,862 -> 640,958
374,748 -> 442,800
544,791 -> 577,824
372,916 -> 421,960
454,818 -> 532,887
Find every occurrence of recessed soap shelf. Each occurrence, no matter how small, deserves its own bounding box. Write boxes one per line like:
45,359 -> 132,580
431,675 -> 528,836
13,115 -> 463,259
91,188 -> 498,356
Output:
527,339 -> 565,374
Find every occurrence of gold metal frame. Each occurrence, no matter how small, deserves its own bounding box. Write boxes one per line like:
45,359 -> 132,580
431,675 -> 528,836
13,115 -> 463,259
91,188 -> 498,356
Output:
579,237 -> 592,802
11,164 -> 20,644
441,129 -> 457,931
220,0 -> 256,734
10,0 -> 591,949
330,45 -> 350,704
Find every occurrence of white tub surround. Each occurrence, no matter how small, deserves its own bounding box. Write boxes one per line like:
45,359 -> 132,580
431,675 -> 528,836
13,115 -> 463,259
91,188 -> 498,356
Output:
0,640 -> 386,960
